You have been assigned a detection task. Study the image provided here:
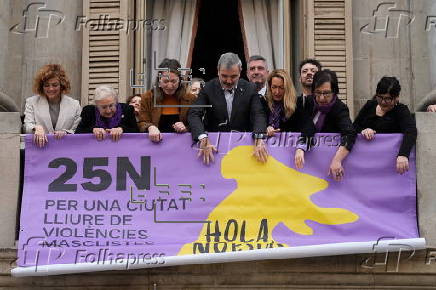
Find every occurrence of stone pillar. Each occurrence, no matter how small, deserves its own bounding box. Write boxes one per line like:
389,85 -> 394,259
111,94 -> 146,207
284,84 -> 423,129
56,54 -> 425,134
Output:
0,113 -> 21,248
428,2 -> 436,90
416,113 -> 436,246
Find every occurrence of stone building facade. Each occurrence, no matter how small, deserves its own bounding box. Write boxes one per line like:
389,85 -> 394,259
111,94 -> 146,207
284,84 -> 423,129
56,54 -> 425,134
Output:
1,0 -> 436,288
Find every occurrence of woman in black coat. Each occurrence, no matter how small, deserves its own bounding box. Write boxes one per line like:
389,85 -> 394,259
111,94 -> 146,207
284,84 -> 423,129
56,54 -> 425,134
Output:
304,69 -> 357,181
353,76 -> 417,174
75,85 -> 138,141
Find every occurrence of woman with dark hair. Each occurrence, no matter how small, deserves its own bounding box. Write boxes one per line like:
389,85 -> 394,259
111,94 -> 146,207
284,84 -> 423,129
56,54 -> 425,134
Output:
354,76 -> 417,174
304,69 -> 357,181
138,58 -> 195,142
261,69 -> 315,168
75,85 -> 138,141
127,94 -> 141,121
24,64 -> 81,147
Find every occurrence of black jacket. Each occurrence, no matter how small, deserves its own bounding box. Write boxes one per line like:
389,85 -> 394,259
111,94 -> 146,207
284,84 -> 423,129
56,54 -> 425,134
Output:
75,103 -> 138,134
304,95 -> 357,151
188,78 -> 267,140
353,99 -> 417,157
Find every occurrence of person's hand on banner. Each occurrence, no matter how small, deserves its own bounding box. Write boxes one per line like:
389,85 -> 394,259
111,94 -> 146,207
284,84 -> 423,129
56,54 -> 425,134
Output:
92,127 -> 106,141
328,146 -> 349,181
361,128 -> 376,140
253,139 -> 268,163
148,125 -> 162,142
33,125 -> 48,147
173,122 -> 188,133
396,156 -> 409,174
54,130 -> 67,140
198,137 -> 217,165
266,126 -> 280,137
106,127 -> 123,142
329,159 -> 344,181
295,148 -> 305,169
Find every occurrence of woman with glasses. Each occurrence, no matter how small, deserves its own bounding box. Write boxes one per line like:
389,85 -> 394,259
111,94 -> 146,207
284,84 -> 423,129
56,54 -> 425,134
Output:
138,58 -> 195,142
354,76 -> 417,174
23,64 -> 82,147
302,69 -> 356,181
75,85 -> 138,141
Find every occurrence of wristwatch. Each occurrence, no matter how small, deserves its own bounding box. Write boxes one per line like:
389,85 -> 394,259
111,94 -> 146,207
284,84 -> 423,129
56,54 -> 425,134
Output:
252,133 -> 267,140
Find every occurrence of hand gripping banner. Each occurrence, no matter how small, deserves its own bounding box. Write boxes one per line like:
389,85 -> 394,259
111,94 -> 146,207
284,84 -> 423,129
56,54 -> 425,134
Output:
12,133 -> 425,276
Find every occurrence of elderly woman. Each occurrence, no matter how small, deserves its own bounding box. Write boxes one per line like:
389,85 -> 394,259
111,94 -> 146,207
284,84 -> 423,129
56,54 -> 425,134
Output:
303,69 -> 357,181
75,85 -> 138,141
23,64 -> 81,147
354,76 -> 417,174
138,58 -> 195,142
261,69 -> 315,168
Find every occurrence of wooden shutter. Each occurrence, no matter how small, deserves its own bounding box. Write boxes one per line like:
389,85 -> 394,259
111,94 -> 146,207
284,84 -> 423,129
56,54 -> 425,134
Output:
306,0 -> 353,115
81,0 -> 132,105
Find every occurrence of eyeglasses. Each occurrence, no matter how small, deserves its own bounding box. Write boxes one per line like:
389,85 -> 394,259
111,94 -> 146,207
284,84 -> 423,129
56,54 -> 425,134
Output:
159,74 -> 180,85
376,95 -> 395,103
314,91 -> 333,97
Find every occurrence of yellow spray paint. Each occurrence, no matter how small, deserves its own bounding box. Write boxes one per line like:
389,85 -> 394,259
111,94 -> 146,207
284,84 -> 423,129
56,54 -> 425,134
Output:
178,146 -> 358,254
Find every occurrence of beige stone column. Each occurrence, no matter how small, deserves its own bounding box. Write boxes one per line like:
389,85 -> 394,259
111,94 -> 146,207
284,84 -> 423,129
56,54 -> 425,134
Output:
0,113 -> 21,248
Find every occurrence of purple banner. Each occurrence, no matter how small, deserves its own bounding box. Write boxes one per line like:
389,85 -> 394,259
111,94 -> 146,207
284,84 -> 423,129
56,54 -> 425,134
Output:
15,132 -> 419,275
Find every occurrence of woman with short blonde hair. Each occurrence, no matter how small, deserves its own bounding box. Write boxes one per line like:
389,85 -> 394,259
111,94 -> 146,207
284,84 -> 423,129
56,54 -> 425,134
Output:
24,64 -> 81,147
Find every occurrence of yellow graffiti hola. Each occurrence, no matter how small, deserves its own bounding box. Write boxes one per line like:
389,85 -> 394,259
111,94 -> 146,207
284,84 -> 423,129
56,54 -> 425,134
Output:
178,146 -> 359,255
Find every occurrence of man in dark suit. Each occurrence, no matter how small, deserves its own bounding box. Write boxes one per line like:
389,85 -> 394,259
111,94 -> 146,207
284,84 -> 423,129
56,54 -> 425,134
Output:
188,52 -> 268,164
246,55 -> 269,97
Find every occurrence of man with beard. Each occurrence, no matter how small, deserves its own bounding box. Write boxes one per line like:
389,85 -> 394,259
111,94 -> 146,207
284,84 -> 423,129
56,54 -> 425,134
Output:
188,52 -> 268,165
246,55 -> 269,97
298,59 -> 322,108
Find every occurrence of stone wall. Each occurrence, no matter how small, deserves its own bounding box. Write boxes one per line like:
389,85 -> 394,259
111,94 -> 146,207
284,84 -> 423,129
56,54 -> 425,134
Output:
352,0 -> 436,113
0,0 -> 83,111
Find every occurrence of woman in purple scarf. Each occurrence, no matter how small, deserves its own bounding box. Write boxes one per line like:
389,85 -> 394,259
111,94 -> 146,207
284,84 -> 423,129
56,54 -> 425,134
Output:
75,85 -> 138,140
303,70 -> 356,181
261,69 -> 315,169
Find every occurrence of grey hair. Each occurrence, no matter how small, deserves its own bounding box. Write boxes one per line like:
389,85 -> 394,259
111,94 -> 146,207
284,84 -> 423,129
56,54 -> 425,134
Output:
247,55 -> 268,70
94,85 -> 118,101
217,52 -> 242,71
